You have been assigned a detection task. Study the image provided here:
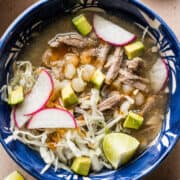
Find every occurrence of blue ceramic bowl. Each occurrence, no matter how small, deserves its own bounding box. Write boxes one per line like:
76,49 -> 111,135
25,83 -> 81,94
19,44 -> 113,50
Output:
0,0 -> 180,179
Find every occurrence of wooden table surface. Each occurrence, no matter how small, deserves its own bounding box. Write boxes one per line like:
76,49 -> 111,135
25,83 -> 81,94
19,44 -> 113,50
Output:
0,1 -> 180,179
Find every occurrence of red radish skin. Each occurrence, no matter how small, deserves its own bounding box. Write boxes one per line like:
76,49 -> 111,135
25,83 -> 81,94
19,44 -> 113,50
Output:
24,70 -> 54,116
13,107 -> 31,128
12,107 -> 19,128
27,108 -> 78,129
93,15 -> 136,46
160,59 -> 169,91
54,108 -> 78,128
59,108 -> 78,128
93,26 -> 136,47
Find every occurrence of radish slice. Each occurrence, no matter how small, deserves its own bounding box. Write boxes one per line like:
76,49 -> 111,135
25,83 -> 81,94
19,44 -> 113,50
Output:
93,15 -> 136,46
27,108 -> 77,129
13,70 -> 54,128
149,59 -> 168,92
24,70 -> 54,115
12,107 -> 31,128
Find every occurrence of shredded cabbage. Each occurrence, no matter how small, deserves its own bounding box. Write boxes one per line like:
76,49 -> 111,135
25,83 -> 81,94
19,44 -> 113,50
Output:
134,23 -> 155,41
40,163 -> 51,174
66,131 -> 82,157
40,147 -> 55,164
0,61 -> 36,102
90,154 -> 103,172
96,115 -> 125,135
77,88 -> 106,139
0,85 -> 8,102
141,26 -> 149,42
10,61 -> 36,93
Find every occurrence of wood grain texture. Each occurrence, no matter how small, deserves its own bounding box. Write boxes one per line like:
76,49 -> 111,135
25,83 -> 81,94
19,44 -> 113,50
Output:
142,0 -> 180,39
0,0 -> 179,179
0,0 -> 37,36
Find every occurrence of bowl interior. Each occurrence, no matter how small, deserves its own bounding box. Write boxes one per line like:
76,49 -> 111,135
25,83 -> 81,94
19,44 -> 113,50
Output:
0,0 -> 180,179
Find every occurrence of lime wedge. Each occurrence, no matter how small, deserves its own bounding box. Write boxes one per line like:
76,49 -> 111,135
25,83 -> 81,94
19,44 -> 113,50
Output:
103,133 -> 139,169
4,171 -> 24,180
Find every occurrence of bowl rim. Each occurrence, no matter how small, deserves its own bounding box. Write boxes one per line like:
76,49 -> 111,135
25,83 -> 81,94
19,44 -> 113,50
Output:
0,0 -> 180,179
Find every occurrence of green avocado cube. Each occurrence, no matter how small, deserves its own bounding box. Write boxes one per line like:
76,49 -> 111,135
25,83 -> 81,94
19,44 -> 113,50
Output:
90,70 -> 105,89
8,86 -> 24,105
61,83 -> 78,107
123,111 -> 144,130
124,41 -> 145,59
72,14 -> 92,36
71,157 -> 91,176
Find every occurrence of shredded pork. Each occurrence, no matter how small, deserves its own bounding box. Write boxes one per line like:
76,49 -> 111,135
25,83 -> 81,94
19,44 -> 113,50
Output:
105,48 -> 124,84
48,32 -> 98,48
98,93 -> 122,111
